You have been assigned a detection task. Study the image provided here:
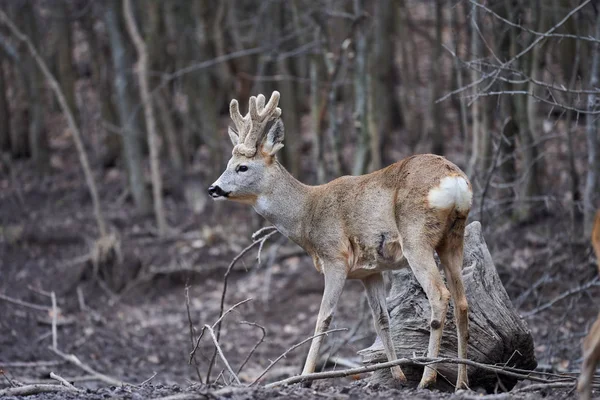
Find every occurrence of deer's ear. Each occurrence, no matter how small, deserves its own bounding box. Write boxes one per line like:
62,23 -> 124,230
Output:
262,118 -> 285,156
228,126 -> 239,146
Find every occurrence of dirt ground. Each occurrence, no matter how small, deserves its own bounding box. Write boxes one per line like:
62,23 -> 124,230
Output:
1,150 -> 599,400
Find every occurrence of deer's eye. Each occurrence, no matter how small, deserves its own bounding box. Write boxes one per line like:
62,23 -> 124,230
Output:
236,165 -> 248,173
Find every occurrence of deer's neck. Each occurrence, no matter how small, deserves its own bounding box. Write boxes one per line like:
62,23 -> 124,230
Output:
253,161 -> 311,244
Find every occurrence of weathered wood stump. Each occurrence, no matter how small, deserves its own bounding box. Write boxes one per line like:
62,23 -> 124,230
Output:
359,221 -> 536,392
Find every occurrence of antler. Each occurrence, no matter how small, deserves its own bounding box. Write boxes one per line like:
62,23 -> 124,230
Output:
229,91 -> 281,157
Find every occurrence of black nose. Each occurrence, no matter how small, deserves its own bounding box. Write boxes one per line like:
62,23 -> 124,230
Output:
208,185 -> 227,197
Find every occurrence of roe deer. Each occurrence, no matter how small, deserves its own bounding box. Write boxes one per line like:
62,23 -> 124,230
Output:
209,91 -> 472,390
578,211 -> 600,400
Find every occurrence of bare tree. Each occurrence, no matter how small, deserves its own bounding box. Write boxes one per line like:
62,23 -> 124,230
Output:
352,0 -> 371,175
103,0 -> 151,214
123,0 -> 168,236
0,54 -> 10,152
21,2 -> 47,170
429,0 -> 444,156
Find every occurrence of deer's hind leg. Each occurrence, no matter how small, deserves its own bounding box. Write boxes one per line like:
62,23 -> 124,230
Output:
362,273 -> 407,383
437,215 -> 470,391
401,238 -> 451,389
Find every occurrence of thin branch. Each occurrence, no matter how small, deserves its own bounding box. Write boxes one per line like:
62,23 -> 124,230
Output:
50,292 -> 58,351
470,0 -> 600,44
523,277 -> 600,316
204,324 -> 241,385
185,285 -> 203,382
438,0 -> 591,104
0,293 -> 52,311
50,347 -> 125,386
250,328 -> 347,386
237,321 -> 267,375
189,298 -> 253,364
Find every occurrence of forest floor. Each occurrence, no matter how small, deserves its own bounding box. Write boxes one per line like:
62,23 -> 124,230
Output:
1,153 -> 600,400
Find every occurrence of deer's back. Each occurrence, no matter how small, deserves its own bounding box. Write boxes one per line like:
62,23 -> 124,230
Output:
303,154 -> 471,278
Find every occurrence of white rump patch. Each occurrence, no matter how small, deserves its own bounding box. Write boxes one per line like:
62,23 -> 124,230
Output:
427,176 -> 472,211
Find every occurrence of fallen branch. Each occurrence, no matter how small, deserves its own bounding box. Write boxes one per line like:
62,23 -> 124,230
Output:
0,383 -> 78,397
204,325 -> 241,385
50,347 -> 125,386
0,360 -> 62,368
251,328 -> 347,386
264,356 -> 579,388
0,293 -> 52,312
49,372 -> 81,392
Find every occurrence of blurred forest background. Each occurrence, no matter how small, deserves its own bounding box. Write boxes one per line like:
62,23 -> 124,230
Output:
1,0 -> 600,396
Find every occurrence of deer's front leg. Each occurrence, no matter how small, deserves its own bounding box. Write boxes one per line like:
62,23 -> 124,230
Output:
301,265 -> 347,375
362,273 -> 407,383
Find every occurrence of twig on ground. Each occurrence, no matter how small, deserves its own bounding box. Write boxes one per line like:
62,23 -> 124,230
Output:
137,371 -> 158,386
0,361 -> 62,368
206,228 -> 278,383
204,325 -> 241,385
50,347 -> 125,386
49,372 -> 81,392
189,298 -> 253,364
237,321 -> 267,375
0,383 -> 79,397
150,394 -> 206,400
0,293 -> 51,311
50,292 -> 58,351
264,356 -> 579,388
250,328 -> 347,386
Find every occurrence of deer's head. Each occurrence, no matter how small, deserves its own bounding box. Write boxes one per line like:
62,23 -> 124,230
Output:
208,91 -> 284,204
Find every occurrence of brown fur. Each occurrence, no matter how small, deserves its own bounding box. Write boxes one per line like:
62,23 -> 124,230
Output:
578,211 -> 600,400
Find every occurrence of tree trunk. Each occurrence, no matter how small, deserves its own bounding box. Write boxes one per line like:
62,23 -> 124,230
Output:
519,1 -> 546,221
21,2 -> 48,171
123,0 -> 168,236
371,0 -> 399,170
467,3 -> 481,177
0,56 -> 11,152
429,0 -> 445,156
359,222 -> 537,392
352,0 -> 371,176
54,0 -> 78,127
103,0 -> 151,214
310,33 -> 325,184
81,6 -> 121,168
584,11 -> 600,236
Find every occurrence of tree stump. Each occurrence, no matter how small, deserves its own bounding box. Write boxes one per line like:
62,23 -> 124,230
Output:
358,221 -> 536,392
